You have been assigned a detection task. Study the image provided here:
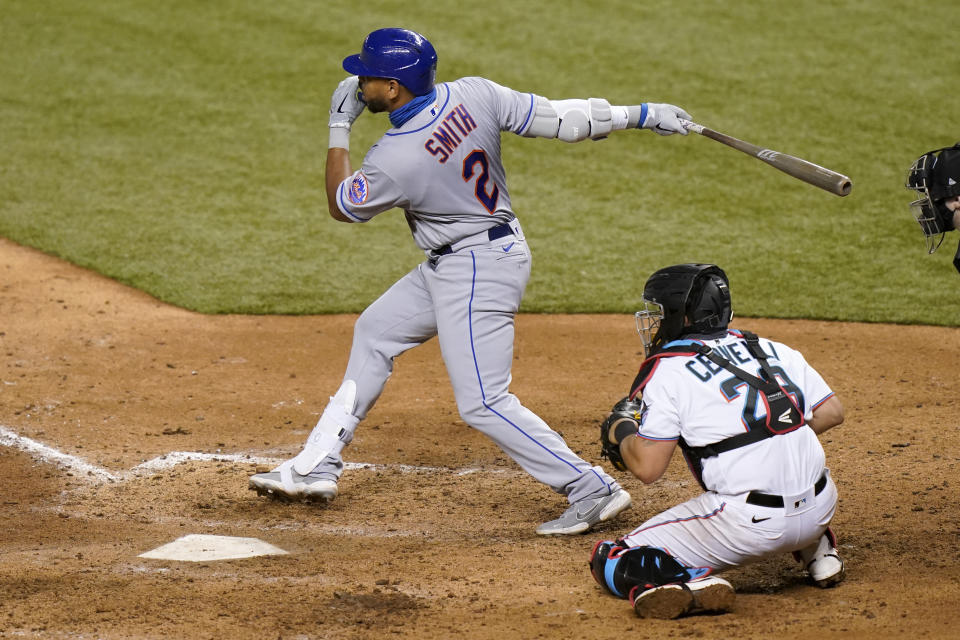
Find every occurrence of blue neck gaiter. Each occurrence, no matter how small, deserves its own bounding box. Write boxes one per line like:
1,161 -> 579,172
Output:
389,89 -> 438,128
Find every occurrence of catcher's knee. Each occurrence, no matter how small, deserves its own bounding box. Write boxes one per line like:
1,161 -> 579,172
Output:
589,541 -> 711,598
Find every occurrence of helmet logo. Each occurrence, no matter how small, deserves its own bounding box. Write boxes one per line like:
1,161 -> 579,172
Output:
348,173 -> 369,205
950,178 -> 957,186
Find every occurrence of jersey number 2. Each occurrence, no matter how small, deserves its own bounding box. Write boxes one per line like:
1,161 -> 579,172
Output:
462,150 -> 500,214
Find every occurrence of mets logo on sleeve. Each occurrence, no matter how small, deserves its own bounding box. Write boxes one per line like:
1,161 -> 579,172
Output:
348,173 -> 369,205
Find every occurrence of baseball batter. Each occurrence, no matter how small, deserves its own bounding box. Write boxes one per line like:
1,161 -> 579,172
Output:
592,264 -> 846,618
905,142 -> 960,274
249,28 -> 692,535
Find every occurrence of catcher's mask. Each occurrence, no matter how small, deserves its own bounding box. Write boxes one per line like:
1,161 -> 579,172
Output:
635,264 -> 732,357
905,142 -> 960,254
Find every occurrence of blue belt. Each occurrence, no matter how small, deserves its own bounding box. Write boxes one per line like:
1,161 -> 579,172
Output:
432,220 -> 515,257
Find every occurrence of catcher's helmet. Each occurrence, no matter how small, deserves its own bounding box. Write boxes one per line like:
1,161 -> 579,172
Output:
635,264 -> 732,356
342,28 -> 437,96
905,142 -> 960,253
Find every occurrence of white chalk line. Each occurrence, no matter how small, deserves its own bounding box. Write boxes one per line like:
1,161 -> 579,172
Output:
0,425 -> 515,485
1,424 -> 121,482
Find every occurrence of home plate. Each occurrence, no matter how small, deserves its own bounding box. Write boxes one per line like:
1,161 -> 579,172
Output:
138,534 -> 289,561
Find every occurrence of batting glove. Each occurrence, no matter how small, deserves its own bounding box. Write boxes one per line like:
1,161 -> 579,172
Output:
328,76 -> 366,130
639,103 -> 691,136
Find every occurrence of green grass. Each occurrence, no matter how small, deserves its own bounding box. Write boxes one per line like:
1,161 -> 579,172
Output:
1,0 -> 959,323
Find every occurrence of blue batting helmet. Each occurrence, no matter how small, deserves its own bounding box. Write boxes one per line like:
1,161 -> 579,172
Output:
342,28 -> 438,96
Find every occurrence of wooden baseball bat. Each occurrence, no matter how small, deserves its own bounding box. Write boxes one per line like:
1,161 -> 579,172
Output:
679,119 -> 852,197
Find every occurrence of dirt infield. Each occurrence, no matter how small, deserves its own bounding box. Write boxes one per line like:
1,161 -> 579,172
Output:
2,236 -> 959,639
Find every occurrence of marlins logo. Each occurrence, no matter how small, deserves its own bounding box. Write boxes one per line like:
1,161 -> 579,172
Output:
348,173 -> 369,205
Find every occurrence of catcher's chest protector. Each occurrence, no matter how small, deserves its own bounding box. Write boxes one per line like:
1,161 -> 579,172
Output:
629,330 -> 805,488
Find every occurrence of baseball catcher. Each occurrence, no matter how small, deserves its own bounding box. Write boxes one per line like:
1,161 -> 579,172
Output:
906,142 -> 960,273
593,264 -> 846,619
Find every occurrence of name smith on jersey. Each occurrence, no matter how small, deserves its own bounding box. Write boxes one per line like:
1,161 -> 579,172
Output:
424,104 -> 478,164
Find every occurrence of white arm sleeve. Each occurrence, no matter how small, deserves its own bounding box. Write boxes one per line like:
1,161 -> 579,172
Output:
524,96 -> 644,142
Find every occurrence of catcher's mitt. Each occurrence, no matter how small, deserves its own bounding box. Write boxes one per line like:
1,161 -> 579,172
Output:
600,396 -> 643,472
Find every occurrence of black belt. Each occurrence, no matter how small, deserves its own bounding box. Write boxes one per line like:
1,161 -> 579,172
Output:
746,473 -> 828,508
432,220 -> 515,257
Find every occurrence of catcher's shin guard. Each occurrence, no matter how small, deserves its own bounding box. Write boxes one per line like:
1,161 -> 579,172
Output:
589,541 -> 710,598
590,539 -> 627,595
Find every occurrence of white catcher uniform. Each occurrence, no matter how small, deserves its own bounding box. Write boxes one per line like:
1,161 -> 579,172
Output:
622,330 -> 838,571
323,77 -> 622,504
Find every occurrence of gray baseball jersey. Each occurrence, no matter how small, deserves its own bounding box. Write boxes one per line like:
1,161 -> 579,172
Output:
320,77 -> 621,505
334,77 -> 533,250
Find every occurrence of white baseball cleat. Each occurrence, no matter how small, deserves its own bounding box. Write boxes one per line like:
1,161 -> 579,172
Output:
248,470 -> 338,503
535,488 -> 632,536
250,380 -> 357,504
796,529 -> 845,588
631,576 -> 735,619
